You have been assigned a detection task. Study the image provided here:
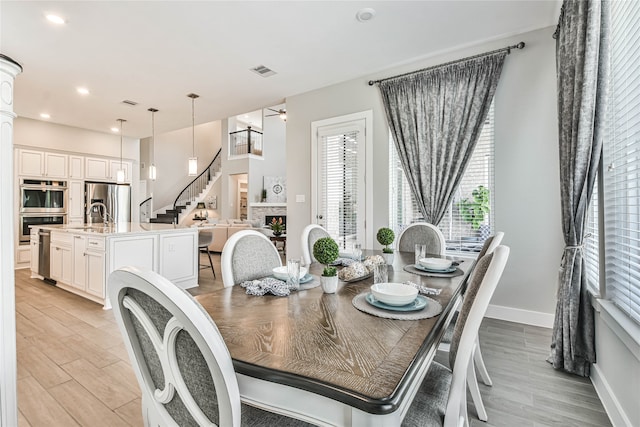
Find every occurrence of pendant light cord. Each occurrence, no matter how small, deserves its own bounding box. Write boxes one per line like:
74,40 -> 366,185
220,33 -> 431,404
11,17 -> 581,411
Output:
192,96 -> 195,157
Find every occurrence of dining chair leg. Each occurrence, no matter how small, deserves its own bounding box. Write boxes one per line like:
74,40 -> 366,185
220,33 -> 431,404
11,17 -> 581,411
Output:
473,337 -> 492,386
467,355 -> 488,421
205,249 -> 216,279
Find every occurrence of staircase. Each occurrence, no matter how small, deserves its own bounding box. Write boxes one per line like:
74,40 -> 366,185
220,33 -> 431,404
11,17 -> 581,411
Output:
150,149 -> 222,224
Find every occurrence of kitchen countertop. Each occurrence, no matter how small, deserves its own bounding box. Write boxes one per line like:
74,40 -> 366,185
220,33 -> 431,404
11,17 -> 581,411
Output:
31,222 -> 196,236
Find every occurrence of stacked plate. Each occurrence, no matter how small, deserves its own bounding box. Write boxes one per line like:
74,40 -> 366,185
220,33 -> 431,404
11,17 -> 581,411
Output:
366,282 -> 427,312
415,257 -> 456,273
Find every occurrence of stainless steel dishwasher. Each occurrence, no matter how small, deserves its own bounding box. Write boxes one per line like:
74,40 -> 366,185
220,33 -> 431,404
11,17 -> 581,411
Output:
38,229 -> 52,279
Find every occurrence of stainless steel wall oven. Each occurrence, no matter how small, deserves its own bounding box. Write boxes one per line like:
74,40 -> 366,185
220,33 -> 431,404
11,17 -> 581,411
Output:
19,179 -> 68,244
20,179 -> 67,213
19,213 -> 66,244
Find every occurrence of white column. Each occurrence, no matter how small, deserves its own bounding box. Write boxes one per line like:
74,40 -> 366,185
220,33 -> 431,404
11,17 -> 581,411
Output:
0,54 -> 22,427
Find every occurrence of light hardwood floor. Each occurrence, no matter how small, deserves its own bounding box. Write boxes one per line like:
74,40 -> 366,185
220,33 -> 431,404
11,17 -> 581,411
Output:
14,254 -> 611,427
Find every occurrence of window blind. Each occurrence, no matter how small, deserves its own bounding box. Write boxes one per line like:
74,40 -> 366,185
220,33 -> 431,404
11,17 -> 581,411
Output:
603,0 -> 640,324
319,129 -> 360,249
388,105 -> 495,254
584,179 -> 600,293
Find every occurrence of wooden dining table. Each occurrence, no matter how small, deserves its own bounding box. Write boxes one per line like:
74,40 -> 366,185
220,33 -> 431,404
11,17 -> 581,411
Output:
195,250 -> 474,426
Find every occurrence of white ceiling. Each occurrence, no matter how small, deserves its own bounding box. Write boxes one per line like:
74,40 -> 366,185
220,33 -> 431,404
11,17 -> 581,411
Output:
1,1 -> 560,138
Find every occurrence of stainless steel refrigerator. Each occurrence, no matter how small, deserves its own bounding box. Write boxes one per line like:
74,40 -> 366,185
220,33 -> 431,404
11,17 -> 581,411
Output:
85,182 -> 131,224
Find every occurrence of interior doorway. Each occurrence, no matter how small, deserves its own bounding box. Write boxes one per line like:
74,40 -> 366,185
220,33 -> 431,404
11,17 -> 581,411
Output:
229,173 -> 248,220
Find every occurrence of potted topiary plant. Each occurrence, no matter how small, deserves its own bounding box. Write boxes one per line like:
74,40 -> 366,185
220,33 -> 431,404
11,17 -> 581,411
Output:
313,237 -> 340,293
377,227 -> 396,264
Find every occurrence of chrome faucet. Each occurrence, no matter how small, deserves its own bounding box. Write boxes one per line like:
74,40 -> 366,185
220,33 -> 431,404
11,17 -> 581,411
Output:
86,202 -> 111,226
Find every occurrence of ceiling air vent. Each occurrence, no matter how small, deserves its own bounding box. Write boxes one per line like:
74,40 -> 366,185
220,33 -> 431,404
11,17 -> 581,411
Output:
250,65 -> 277,78
121,100 -> 138,106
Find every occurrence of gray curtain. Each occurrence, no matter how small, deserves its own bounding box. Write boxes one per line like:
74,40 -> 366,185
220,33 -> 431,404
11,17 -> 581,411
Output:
548,0 -> 609,377
378,52 -> 506,225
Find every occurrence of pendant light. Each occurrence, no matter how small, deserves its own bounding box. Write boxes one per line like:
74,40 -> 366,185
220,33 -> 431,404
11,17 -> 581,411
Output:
148,108 -> 158,180
116,119 -> 126,183
187,93 -> 199,176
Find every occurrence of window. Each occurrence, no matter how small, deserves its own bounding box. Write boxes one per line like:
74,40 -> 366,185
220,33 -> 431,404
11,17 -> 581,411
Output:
389,106 -> 495,254
600,0 -> 640,324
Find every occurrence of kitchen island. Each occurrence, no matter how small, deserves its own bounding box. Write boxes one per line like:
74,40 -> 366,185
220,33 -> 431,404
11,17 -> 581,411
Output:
30,223 -> 198,309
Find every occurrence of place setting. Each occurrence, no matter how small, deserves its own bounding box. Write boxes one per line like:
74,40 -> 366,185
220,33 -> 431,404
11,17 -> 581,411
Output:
351,263 -> 443,320
403,244 -> 464,278
240,259 -> 320,297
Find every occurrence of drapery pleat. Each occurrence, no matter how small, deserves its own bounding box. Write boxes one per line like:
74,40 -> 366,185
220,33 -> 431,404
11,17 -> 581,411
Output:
548,0 -> 609,377
377,52 -> 506,225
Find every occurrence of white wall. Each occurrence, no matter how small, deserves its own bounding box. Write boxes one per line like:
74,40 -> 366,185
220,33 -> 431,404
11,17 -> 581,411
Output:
286,26 -> 561,321
248,106 -> 287,206
220,118 -> 249,219
148,121 -> 221,210
15,117 -> 139,160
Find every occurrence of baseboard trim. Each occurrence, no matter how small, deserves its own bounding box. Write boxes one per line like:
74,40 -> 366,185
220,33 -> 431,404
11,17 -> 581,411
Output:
591,363 -> 631,427
485,304 -> 554,328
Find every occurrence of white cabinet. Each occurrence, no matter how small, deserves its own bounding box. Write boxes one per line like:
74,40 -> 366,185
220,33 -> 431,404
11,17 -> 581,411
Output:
45,153 -> 67,178
85,157 -> 132,183
50,232 -> 73,285
17,149 -> 44,176
85,157 -> 110,181
71,234 -> 105,298
158,232 -> 198,285
85,249 -> 105,298
110,160 -> 131,183
68,180 -> 85,224
17,149 -> 68,178
69,155 -> 84,179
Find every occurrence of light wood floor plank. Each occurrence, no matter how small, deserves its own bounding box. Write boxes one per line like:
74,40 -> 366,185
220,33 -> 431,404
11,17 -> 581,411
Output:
48,380 -> 132,427
60,358 -> 139,410
114,398 -> 144,427
17,345 -> 72,388
18,376 -> 80,427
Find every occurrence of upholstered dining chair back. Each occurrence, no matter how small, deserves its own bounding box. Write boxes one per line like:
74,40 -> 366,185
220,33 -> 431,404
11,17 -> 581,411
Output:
476,231 -> 504,259
108,267 -> 242,427
221,230 -> 282,288
397,222 -> 446,255
300,224 -> 331,265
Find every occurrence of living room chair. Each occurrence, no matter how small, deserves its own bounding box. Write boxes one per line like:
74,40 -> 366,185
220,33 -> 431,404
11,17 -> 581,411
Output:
438,231 -> 504,421
198,230 -> 216,279
300,224 -> 331,265
402,245 -> 510,427
397,222 -> 446,255
107,267 -> 311,427
221,230 -> 282,287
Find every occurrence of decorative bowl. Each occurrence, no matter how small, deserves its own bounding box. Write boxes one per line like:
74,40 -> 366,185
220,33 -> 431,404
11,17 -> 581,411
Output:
418,257 -> 453,271
272,266 -> 308,281
370,283 -> 418,306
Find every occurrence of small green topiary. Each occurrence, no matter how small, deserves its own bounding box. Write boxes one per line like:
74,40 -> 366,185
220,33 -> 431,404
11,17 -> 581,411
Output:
313,237 -> 339,277
377,227 -> 395,253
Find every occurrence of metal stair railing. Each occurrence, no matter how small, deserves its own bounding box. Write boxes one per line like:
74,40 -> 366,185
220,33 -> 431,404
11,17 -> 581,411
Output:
172,148 -> 222,222
139,196 -> 152,223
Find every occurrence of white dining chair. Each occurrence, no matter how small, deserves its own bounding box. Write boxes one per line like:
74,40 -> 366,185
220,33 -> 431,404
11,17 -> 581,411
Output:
221,230 -> 282,288
402,245 -> 510,427
107,267 -> 311,427
438,231 -> 505,421
300,224 -> 331,265
397,222 -> 446,255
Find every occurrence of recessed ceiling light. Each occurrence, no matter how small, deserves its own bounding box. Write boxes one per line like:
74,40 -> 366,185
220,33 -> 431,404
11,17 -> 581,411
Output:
77,87 -> 90,95
46,14 -> 66,25
356,8 -> 376,22
40,113 -> 51,119
111,127 -> 119,133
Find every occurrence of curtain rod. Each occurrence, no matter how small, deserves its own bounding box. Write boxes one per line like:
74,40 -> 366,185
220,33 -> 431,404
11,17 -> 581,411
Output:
368,41 -> 525,86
